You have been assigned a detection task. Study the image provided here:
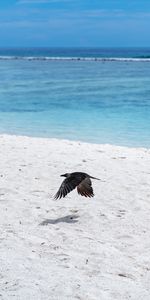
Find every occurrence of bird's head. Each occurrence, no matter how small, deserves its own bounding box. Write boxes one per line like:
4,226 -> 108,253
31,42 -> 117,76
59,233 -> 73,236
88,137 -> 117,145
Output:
60,173 -> 69,178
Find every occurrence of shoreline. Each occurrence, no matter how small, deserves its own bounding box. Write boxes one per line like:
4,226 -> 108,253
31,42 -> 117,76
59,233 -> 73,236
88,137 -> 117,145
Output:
0,133 -> 149,151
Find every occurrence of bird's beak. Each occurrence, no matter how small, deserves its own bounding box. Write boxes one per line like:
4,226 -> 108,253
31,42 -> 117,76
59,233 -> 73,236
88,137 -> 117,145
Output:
60,174 -> 65,177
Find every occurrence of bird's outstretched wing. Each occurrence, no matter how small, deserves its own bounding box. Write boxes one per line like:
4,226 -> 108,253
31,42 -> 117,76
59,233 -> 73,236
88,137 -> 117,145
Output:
54,176 -> 82,199
77,177 -> 94,197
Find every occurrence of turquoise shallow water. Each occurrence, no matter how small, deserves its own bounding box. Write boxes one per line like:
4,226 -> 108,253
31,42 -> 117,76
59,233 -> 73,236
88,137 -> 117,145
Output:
0,48 -> 150,147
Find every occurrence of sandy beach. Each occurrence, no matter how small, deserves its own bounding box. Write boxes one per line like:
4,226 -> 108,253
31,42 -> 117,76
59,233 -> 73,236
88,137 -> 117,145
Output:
0,134 -> 150,299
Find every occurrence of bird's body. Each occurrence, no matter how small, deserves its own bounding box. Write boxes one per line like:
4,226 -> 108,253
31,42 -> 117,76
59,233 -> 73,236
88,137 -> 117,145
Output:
54,172 -> 100,199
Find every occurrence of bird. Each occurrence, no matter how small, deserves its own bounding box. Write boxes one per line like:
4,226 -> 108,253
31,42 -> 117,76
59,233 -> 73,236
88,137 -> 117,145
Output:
54,172 -> 100,199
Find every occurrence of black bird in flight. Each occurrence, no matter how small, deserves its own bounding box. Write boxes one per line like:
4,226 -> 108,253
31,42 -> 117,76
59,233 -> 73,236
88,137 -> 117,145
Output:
54,172 -> 100,199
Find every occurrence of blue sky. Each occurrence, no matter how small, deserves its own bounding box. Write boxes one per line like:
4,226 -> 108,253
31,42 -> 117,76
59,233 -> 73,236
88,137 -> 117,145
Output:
0,0 -> 150,47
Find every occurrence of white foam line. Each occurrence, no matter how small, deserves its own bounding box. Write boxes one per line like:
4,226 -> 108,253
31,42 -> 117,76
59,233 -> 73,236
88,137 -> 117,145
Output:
0,56 -> 150,62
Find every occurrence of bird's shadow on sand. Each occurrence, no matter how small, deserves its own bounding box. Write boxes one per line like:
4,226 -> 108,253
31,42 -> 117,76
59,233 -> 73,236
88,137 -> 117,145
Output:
40,214 -> 79,225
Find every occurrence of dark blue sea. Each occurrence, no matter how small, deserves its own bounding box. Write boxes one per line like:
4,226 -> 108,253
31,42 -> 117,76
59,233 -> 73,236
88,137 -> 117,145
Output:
0,47 -> 150,147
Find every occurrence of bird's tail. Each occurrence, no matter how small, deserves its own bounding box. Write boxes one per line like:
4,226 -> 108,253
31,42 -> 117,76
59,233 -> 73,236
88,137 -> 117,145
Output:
90,176 -> 101,180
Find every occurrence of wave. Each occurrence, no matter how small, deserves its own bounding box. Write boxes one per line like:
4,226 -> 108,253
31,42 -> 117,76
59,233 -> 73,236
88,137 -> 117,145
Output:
0,56 -> 150,62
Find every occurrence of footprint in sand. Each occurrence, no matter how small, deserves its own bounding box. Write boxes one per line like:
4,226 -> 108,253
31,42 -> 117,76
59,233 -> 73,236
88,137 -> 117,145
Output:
116,209 -> 126,218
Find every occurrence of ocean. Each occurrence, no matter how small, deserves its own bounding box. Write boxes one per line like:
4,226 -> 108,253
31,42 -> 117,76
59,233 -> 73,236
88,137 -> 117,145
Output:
0,47 -> 150,147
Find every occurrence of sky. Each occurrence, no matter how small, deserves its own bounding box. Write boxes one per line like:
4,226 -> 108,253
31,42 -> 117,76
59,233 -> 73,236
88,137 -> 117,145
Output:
0,0 -> 150,47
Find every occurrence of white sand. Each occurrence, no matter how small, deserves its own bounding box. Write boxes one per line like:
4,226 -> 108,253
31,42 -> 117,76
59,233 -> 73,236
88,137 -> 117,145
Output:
0,134 -> 150,300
